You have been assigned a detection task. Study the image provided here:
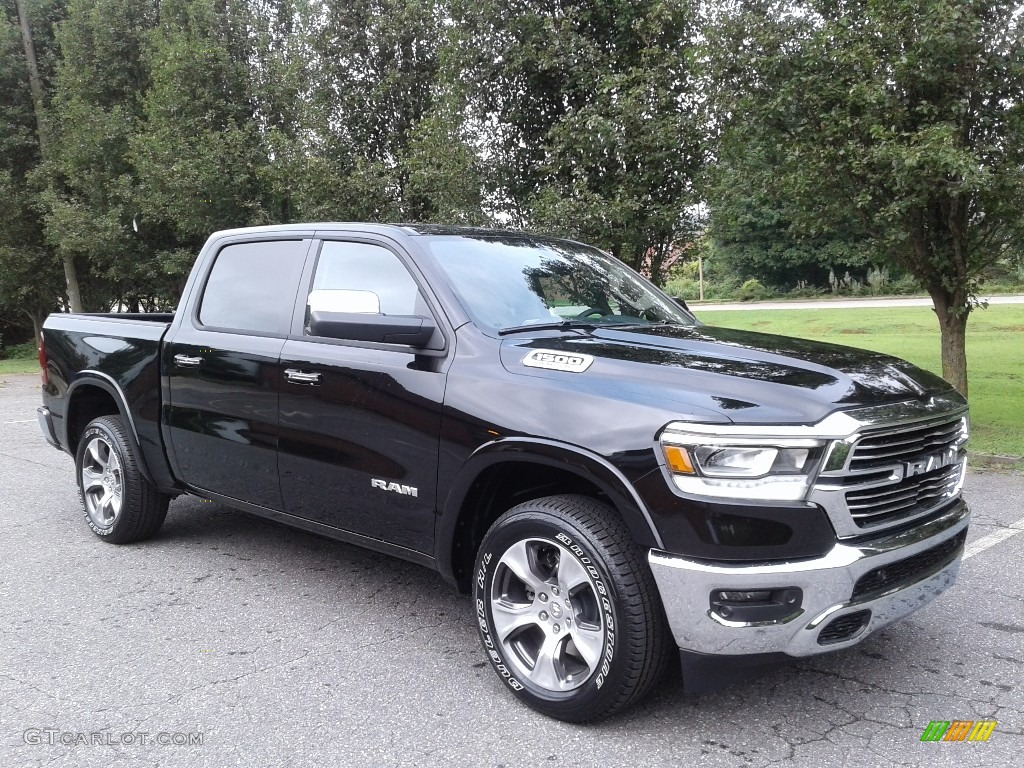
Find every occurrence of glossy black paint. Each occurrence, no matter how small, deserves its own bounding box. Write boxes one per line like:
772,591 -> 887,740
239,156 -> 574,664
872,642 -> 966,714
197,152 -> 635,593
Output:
277,338 -> 447,552
630,471 -> 837,561
309,311 -> 437,347
164,326 -> 286,509
39,223 -> 964,586
40,313 -> 177,492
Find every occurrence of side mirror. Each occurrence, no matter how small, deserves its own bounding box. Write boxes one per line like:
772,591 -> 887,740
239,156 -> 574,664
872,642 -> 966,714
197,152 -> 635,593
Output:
308,288 -> 381,315
672,296 -> 691,312
309,311 -> 437,347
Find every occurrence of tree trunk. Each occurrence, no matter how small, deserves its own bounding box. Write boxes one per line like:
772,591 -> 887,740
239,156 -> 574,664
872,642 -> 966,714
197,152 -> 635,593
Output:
938,310 -> 969,398
25,309 -> 44,348
14,0 -> 47,158
15,0 -> 84,313
928,287 -> 970,398
62,254 -> 84,312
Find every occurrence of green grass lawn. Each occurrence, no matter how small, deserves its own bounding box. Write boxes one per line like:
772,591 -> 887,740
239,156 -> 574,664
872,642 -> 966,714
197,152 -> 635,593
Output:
0,355 -> 38,375
0,340 -> 38,375
698,304 -> 1024,458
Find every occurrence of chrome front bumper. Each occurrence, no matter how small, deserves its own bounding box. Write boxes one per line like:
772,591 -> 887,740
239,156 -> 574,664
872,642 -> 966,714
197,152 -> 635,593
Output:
648,500 -> 969,657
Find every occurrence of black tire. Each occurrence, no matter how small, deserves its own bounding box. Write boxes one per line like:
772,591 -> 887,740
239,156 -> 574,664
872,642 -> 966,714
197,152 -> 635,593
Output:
75,415 -> 169,544
473,494 -> 672,722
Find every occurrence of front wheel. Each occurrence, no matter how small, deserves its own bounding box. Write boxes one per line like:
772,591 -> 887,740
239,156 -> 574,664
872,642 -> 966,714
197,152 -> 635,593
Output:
473,495 -> 671,722
75,415 -> 169,544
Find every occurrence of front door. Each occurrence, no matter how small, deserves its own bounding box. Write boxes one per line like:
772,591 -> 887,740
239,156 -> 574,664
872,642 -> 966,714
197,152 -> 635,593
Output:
277,238 -> 448,552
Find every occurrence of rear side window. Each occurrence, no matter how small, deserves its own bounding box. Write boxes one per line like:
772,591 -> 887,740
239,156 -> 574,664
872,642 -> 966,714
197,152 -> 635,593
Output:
199,240 -> 307,334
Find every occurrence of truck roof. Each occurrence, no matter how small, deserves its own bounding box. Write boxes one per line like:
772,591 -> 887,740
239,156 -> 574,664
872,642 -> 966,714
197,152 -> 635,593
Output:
207,222 -> 547,240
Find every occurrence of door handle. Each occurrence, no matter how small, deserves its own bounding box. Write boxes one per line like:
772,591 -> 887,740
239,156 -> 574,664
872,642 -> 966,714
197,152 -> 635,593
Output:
174,354 -> 203,368
285,369 -> 322,385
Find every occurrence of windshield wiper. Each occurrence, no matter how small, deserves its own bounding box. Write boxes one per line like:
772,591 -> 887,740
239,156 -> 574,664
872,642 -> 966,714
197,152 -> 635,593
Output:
497,320 -> 601,336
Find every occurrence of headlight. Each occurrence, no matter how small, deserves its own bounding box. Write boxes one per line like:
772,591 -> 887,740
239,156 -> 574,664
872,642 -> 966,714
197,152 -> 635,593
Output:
660,426 -> 827,501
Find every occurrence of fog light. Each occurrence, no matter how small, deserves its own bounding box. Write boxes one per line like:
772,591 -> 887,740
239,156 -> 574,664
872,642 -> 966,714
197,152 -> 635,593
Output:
709,587 -> 803,623
718,590 -> 772,602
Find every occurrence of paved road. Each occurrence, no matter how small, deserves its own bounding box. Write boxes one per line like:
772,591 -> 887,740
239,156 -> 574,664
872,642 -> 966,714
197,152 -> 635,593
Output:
693,295 -> 1024,312
1,373 -> 1021,768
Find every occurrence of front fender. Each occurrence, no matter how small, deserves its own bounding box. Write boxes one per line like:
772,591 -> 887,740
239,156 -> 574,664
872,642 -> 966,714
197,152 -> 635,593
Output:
434,437 -> 665,587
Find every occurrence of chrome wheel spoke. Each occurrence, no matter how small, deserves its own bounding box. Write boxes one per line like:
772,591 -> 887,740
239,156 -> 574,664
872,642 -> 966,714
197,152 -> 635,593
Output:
87,439 -> 107,472
491,601 -> 538,643
529,633 -> 564,690
557,552 -> 592,594
569,623 -> 604,671
82,466 -> 104,492
497,540 -> 546,593
100,489 -> 115,522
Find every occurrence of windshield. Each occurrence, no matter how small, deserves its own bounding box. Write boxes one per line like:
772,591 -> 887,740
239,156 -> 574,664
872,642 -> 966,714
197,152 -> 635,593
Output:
423,235 -> 697,333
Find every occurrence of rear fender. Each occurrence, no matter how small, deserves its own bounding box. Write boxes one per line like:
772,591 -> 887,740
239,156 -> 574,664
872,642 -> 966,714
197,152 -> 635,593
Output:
66,373 -> 155,485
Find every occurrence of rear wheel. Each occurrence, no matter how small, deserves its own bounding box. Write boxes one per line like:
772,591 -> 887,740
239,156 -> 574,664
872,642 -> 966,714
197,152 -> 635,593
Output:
75,416 -> 168,544
473,494 -> 671,722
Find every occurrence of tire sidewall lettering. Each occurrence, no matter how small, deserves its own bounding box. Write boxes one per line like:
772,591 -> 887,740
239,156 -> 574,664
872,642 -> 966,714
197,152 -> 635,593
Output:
78,425 -> 122,537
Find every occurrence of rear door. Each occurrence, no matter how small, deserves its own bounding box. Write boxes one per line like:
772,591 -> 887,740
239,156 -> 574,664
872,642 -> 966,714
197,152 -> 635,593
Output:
164,237 -> 311,509
277,236 -> 449,552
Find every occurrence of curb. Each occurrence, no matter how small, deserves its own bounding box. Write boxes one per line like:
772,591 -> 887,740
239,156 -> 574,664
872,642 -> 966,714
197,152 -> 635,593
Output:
968,452 -> 1024,473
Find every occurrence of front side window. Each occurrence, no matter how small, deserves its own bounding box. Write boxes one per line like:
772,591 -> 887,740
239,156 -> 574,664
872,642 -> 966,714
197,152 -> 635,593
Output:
423,236 -> 696,333
304,241 -> 427,335
199,240 -> 307,334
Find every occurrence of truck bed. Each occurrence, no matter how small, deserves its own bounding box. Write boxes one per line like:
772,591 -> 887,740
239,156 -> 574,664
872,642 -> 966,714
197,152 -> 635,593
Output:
41,312 -> 176,491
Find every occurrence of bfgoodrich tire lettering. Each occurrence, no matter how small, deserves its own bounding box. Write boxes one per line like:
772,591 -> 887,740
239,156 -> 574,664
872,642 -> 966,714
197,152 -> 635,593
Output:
74,416 -> 169,544
474,494 -> 671,722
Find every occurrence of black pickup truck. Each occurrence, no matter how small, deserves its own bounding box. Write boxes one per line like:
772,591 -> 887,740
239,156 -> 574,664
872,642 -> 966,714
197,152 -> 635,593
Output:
38,223 -> 970,721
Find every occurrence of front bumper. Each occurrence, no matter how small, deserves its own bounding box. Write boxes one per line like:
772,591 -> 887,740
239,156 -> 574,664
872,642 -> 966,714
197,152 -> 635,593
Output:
648,499 -> 969,657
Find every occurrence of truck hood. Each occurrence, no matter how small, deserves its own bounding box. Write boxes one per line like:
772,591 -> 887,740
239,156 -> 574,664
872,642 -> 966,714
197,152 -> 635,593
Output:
498,323 -> 955,425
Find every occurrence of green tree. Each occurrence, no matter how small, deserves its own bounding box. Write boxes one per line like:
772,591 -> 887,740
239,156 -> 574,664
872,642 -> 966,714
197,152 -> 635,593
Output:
43,0 -> 165,311
130,0 -> 269,258
708,0 -> 1024,395
708,140 -> 878,288
0,0 -> 67,337
402,37 -> 487,224
457,0 -> 705,281
404,104 -> 486,224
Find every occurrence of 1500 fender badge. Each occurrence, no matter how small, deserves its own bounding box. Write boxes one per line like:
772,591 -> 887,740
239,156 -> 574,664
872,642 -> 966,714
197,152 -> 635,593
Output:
371,478 -> 418,497
522,349 -> 594,373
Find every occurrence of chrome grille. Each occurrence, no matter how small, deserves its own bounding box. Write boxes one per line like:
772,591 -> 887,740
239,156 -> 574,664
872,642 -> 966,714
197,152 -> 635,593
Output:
848,417 -> 966,471
846,463 -> 963,527
811,407 -> 968,537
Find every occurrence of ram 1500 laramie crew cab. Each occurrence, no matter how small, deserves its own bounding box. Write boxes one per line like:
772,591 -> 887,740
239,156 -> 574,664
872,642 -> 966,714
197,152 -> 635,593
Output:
38,224 -> 970,721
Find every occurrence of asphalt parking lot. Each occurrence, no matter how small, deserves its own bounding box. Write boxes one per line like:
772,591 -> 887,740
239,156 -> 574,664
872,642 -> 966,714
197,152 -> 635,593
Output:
1,372 -> 1021,768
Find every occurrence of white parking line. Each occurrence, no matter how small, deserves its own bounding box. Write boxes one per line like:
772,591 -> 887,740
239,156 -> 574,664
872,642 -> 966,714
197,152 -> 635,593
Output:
2,419 -> 35,424
963,515 -> 1024,561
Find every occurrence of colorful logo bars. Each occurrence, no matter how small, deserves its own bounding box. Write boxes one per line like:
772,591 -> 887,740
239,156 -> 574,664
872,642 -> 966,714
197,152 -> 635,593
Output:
920,720 -> 996,742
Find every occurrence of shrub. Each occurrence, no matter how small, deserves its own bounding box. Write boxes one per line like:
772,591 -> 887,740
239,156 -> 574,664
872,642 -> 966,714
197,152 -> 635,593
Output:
887,274 -> 922,295
1,340 -> 38,360
788,284 -> 827,298
736,278 -> 770,301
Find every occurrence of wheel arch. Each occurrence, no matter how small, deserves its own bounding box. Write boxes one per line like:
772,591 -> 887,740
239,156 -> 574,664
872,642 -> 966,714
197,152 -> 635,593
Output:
66,374 -> 154,485
435,438 -> 664,593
